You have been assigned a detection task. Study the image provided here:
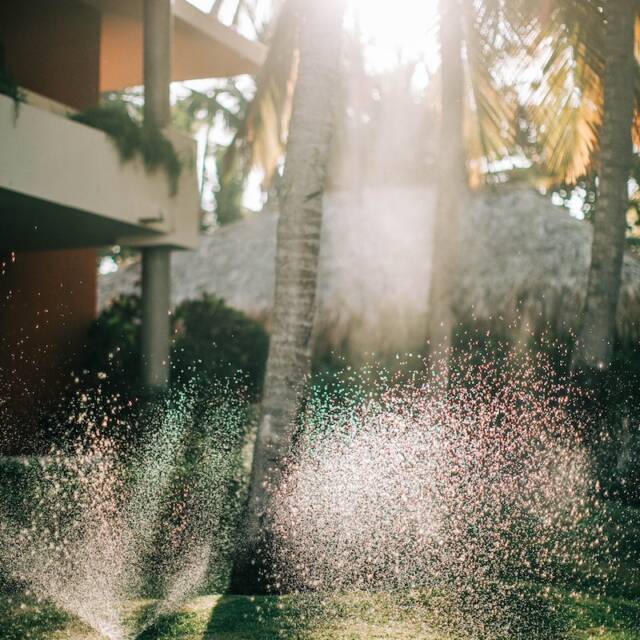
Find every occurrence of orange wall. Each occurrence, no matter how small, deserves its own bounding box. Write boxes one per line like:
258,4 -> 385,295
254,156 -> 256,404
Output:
0,0 -> 101,110
0,1 -> 102,452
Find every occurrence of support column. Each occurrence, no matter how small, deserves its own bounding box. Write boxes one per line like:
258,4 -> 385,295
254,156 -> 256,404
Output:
141,0 -> 172,391
143,0 -> 171,129
141,247 -> 171,389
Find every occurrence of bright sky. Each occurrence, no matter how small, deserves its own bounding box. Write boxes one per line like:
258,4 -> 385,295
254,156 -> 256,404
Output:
183,0 -> 442,212
347,0 -> 440,75
185,0 -> 216,10
186,0 -> 441,74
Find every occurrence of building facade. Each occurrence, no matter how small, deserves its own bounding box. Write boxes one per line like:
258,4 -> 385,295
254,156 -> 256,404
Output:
0,0 -> 265,452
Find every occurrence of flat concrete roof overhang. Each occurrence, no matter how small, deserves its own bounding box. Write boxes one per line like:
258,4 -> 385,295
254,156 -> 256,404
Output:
0,188 -> 165,252
80,0 -> 267,90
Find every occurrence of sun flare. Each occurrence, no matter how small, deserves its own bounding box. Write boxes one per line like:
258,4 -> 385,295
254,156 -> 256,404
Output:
347,0 -> 440,73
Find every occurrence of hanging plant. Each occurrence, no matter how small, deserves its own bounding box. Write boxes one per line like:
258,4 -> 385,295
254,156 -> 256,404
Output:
70,103 -> 182,195
0,64 -> 25,118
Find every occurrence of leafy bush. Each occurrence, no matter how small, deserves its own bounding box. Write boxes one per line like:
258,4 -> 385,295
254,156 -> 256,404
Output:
85,294 -> 143,394
172,295 -> 269,397
84,294 -> 268,399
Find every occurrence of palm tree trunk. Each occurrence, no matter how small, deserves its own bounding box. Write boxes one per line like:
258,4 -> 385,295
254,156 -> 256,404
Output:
572,0 -> 636,374
230,0 -> 345,594
426,0 -> 467,379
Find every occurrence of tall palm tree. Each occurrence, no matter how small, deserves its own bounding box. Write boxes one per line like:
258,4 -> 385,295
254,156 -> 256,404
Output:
230,0 -> 346,594
570,1 -> 637,373
426,0 -> 467,375
523,0 -> 639,371
425,0 -> 532,370
426,0 -> 639,372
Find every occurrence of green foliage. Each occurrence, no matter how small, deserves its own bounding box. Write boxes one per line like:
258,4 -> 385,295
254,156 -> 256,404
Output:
136,611 -> 204,639
104,80 -> 255,228
0,458 -> 41,527
0,596 -> 70,640
2,589 -> 639,639
85,294 -> 142,394
172,295 -> 269,397
70,104 -> 182,195
172,83 -> 250,227
0,63 -> 24,109
141,390 -> 252,598
213,147 -> 245,225
451,323 -> 640,507
84,294 -> 268,399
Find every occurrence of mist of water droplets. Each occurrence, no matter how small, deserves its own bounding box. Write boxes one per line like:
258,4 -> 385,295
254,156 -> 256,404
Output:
0,386 -> 249,640
0,347 -> 628,639
268,352 -> 612,637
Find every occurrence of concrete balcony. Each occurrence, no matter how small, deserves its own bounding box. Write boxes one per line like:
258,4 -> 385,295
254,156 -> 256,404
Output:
0,91 -> 200,252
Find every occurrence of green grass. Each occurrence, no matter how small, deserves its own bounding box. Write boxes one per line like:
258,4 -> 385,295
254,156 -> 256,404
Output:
0,588 -> 638,640
2,502 -> 638,639
566,592 -> 640,640
0,595 -> 71,640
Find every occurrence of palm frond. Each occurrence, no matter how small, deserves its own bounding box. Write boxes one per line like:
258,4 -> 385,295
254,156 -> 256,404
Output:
222,0 -> 300,186
523,0 -> 604,184
464,0 -> 522,185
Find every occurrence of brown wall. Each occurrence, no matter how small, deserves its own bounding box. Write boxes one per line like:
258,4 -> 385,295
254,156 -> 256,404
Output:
0,1 -> 102,452
0,0 -> 101,110
0,251 -> 97,452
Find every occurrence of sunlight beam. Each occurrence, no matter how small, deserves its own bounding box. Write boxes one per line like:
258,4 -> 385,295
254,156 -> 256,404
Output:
347,0 -> 440,75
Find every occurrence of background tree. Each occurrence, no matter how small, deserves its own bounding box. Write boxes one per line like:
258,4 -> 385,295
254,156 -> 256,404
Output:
570,1 -> 637,372
424,0 -> 535,369
230,0 -> 346,594
520,0 -> 640,370
426,0 -> 467,375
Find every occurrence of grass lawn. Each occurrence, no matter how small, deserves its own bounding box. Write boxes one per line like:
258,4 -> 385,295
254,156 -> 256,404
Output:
0,588 -> 638,640
1,503 -> 638,639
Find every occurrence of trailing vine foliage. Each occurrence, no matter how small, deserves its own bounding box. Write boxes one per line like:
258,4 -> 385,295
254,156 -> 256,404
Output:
0,66 -> 21,102
70,103 -> 182,195
0,62 -> 24,117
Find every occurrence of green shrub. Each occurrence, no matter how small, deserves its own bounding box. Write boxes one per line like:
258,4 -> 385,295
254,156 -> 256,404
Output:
85,294 -> 143,394
84,294 -> 268,399
171,295 -> 268,398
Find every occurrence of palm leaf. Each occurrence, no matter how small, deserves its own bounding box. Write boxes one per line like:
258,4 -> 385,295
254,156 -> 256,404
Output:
523,0 -> 607,184
464,0 -> 524,185
222,0 -> 300,186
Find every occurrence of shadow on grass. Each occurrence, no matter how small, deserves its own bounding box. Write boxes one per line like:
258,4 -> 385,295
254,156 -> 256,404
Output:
442,583 -> 569,640
135,610 -> 206,640
0,585 -> 637,640
566,591 -> 640,637
136,594 -> 312,640
204,594 -> 311,640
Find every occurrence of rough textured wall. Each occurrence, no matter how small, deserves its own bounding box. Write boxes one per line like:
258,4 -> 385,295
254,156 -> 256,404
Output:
99,187 -> 640,360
